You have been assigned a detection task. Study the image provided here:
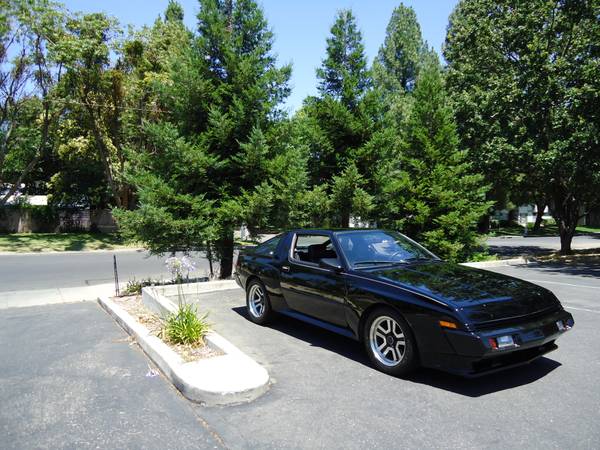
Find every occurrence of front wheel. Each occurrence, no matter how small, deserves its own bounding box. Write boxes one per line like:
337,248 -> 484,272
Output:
246,279 -> 274,325
363,308 -> 418,377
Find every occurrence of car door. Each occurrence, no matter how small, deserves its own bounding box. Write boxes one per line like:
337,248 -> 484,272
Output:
279,232 -> 348,326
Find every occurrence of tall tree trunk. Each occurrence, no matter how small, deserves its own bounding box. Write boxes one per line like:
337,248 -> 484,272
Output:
216,229 -> 234,279
341,211 -> 350,228
477,214 -> 490,233
533,201 -> 545,233
86,104 -> 122,208
558,220 -> 575,254
553,193 -> 579,255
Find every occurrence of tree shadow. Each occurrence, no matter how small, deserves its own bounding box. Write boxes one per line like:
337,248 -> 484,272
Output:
231,306 -> 560,397
488,245 -> 556,258
515,260 -> 600,279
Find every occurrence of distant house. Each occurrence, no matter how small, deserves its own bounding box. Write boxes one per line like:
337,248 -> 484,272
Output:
3,193 -> 48,206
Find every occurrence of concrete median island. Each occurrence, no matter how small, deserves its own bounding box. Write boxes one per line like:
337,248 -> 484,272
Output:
98,280 -> 269,406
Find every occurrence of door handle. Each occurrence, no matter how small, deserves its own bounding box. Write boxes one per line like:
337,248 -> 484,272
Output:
281,265 -> 290,272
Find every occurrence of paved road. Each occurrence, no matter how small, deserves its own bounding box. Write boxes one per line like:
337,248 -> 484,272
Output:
1,233 -> 596,294
185,261 -> 599,449
0,250 -> 213,293
0,302 -> 223,449
487,234 -> 600,257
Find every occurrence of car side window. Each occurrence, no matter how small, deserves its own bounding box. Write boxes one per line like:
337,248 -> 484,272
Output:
291,234 -> 340,265
254,235 -> 281,257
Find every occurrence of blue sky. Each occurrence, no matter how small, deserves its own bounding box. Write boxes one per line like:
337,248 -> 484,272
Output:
62,1 -> 459,112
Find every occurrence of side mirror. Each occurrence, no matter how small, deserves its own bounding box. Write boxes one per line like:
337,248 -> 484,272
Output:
319,258 -> 343,272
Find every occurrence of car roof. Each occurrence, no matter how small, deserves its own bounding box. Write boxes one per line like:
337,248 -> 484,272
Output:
287,228 -> 384,234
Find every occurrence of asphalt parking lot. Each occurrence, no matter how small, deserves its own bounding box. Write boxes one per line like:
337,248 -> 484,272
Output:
1,261 -> 597,449
190,261 -> 599,449
0,302 -> 223,450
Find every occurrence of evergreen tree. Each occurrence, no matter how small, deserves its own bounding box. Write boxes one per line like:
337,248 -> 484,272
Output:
298,9 -> 374,227
164,0 -> 184,23
316,9 -> 369,110
379,55 -> 491,261
372,3 -> 427,95
116,0 -> 292,278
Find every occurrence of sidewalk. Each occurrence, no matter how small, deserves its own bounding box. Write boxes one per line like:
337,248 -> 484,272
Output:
0,282 -> 117,309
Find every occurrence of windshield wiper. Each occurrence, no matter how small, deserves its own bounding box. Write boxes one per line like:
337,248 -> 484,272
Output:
353,260 -> 407,267
403,256 -> 432,261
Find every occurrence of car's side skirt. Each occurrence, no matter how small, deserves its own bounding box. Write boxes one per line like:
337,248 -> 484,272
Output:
278,308 -> 358,340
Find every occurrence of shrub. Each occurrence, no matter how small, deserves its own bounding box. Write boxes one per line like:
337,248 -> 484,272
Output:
162,303 -> 210,346
123,277 -> 154,295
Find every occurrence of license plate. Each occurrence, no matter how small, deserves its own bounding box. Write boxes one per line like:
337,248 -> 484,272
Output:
497,335 -> 514,348
556,320 -> 565,331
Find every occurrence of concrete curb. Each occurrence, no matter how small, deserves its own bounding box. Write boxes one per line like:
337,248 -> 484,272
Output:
141,280 -> 239,316
98,288 -> 269,406
460,257 -> 530,268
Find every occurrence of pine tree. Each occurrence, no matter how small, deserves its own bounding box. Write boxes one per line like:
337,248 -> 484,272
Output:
116,0 -> 292,278
372,3 -> 427,95
379,55 -> 491,261
316,9 -> 369,110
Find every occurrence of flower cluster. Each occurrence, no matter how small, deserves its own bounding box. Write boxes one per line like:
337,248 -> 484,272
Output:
165,256 -> 196,280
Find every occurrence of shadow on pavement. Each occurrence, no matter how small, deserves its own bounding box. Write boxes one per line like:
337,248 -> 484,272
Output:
232,306 -> 560,398
488,245 -> 556,257
406,358 -> 561,397
516,260 -> 600,279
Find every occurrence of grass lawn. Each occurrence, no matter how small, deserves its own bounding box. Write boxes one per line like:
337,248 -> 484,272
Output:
0,232 -> 136,253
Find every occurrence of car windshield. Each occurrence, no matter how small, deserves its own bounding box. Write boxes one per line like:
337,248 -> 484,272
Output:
335,230 -> 438,268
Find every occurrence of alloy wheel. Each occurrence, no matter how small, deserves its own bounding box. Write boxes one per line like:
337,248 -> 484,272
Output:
248,284 -> 265,318
369,315 -> 406,367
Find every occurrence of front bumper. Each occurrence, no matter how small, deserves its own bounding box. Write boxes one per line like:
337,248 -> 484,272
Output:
427,309 -> 574,377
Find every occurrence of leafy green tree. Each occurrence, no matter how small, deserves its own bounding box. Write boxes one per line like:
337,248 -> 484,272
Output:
0,0 -> 65,205
379,56 -> 491,261
316,9 -> 369,110
51,12 -> 131,208
445,0 -> 600,252
365,3 -> 430,215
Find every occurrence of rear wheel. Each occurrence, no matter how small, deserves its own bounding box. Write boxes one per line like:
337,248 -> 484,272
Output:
246,279 -> 273,325
363,308 -> 418,377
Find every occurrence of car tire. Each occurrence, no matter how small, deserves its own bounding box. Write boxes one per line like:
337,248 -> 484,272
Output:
363,307 -> 418,377
246,279 -> 274,325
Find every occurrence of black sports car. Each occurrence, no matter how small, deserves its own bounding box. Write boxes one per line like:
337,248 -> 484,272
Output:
234,229 -> 573,377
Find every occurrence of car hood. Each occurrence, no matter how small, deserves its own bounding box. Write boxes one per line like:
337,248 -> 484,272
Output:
365,261 -> 560,324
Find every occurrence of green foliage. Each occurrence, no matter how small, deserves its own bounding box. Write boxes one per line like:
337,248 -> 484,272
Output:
123,277 -> 154,295
116,0 -> 293,277
164,0 -> 184,23
316,9 -> 370,109
329,163 -> 373,227
378,57 -> 492,261
9,0 -> 576,265
0,0 -> 65,204
445,0 -> 600,252
372,3 -> 427,94
162,303 -> 210,346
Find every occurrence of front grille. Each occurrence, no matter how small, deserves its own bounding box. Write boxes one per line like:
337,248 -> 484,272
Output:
470,305 -> 562,331
472,341 -> 558,374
